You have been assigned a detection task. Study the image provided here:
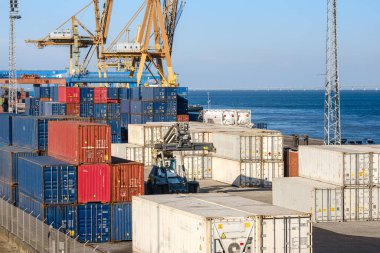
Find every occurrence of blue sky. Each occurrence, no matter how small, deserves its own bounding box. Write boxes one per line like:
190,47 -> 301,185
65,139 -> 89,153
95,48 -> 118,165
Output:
0,0 -> 379,89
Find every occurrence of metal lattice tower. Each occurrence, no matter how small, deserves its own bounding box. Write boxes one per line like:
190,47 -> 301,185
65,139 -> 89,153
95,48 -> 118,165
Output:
324,0 -> 341,145
9,0 -> 21,113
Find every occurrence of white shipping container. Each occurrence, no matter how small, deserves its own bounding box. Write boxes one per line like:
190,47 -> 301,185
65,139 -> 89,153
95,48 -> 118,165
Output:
212,157 -> 284,187
132,194 -> 312,253
202,109 -> 252,127
212,132 -> 283,161
181,155 -> 213,180
299,145 -> 380,186
123,144 -> 153,166
273,177 -> 380,222
128,124 -> 171,147
111,143 -> 131,158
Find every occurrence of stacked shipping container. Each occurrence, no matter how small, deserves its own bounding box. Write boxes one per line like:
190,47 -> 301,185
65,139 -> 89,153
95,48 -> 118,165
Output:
273,145 -> 380,222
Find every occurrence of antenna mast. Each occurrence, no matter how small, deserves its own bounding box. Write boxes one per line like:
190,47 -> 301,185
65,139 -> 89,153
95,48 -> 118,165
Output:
324,0 -> 341,145
9,0 -> 21,113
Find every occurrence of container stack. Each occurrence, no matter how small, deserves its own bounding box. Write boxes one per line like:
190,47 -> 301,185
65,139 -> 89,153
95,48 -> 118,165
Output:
112,122 -> 284,185
133,193 -> 312,253
273,145 -> 380,222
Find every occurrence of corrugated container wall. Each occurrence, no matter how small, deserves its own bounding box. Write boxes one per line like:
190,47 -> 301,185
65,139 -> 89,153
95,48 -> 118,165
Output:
0,146 -> 39,185
299,145 -> 380,186
66,103 -> 80,117
12,116 -> 66,151
212,157 -> 284,187
111,203 -> 132,242
41,102 -> 66,116
78,164 -> 110,204
19,193 -> 77,237
0,113 -> 13,145
273,177 -> 380,222
48,121 -> 111,165
0,180 -> 18,205
80,88 -> 94,103
111,158 -> 144,202
58,87 -> 80,103
18,156 -> 77,204
93,87 -> 108,103
133,194 -> 312,253
78,203 -> 110,243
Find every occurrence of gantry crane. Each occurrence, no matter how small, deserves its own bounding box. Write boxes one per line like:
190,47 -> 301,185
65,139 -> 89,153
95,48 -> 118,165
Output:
8,0 -> 21,113
101,0 -> 183,87
324,0 -> 341,145
26,1 -> 114,77
162,0 -> 186,55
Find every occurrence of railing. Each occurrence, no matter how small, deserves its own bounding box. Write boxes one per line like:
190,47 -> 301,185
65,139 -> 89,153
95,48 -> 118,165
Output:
0,198 -> 104,253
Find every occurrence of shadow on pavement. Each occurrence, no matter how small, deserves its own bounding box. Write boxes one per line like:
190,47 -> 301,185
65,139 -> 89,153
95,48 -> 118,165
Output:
313,226 -> 380,253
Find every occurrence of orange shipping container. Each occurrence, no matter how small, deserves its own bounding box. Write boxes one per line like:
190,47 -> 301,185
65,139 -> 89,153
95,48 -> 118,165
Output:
66,103 -> 80,117
177,114 -> 189,122
48,121 -> 111,165
111,157 -> 144,202
287,150 -> 299,177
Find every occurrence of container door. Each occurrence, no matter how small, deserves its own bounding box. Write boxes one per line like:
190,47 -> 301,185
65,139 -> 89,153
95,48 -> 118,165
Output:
212,218 -> 255,253
240,136 -> 250,160
344,188 -> 371,221
315,189 -> 343,222
343,153 -> 371,186
371,187 -> 380,220
204,156 -> 213,179
240,162 -> 261,187
262,217 -> 312,253
261,162 -> 284,188
372,154 -> 380,185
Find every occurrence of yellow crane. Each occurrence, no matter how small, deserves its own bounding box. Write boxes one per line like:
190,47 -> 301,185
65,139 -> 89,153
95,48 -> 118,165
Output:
25,1 -> 114,76
101,0 -> 182,87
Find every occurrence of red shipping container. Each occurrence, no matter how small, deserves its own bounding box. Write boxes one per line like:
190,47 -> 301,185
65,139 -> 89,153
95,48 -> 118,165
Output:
59,87 -> 80,103
78,164 -> 111,204
94,87 -> 108,104
177,114 -> 189,122
48,121 -> 111,165
66,103 -> 80,117
111,158 -> 144,202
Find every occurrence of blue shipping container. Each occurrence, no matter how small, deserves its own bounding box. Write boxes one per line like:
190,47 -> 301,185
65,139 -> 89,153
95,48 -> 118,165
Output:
177,96 -> 188,114
80,104 -> 95,118
19,193 -> 77,237
153,114 -> 166,122
130,114 -> 153,124
0,146 -> 38,184
166,100 -> 178,115
111,135 -> 122,144
108,119 -> 121,135
165,115 -> 177,122
153,102 -> 166,114
140,87 -> 166,101
165,87 -> 178,101
50,86 -> 59,102
25,98 -> 40,116
78,203 -> 110,243
107,87 -> 119,100
121,113 -> 130,127
41,102 -> 66,116
80,88 -> 94,103
12,116 -> 63,150
34,87 -> 50,98
94,104 -> 107,118
0,113 -> 13,145
18,156 -> 77,204
111,203 -> 132,242
118,88 -> 130,100
0,180 -> 18,205
120,99 -> 130,114
130,87 -> 141,101
130,101 -> 153,115
107,104 -> 121,119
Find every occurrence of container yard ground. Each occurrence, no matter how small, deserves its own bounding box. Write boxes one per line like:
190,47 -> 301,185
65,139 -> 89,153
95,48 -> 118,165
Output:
0,234 -> 20,253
